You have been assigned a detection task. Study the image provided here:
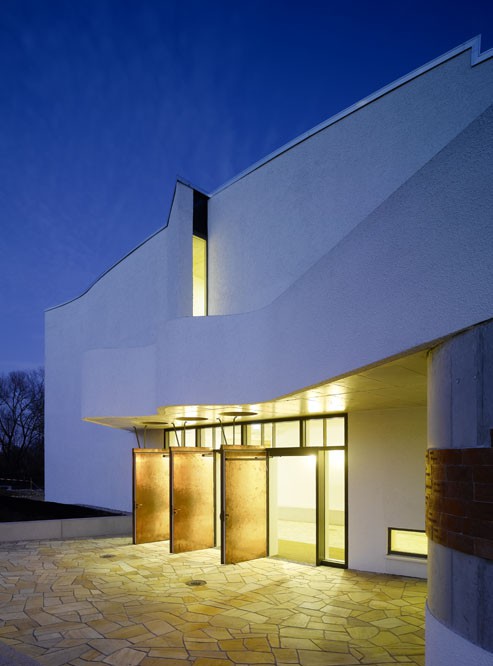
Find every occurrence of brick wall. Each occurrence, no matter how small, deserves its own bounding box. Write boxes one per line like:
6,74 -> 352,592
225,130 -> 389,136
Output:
426,448 -> 493,560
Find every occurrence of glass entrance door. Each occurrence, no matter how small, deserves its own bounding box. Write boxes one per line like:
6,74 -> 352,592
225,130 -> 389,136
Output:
170,448 -> 215,553
269,453 -> 317,564
133,449 -> 170,545
221,447 -> 268,564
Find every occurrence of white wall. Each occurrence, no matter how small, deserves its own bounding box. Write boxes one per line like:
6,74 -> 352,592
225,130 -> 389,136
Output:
208,49 -> 493,315
45,182 -> 194,510
151,102 -> 493,409
46,48 -> 493,520
348,407 -> 427,578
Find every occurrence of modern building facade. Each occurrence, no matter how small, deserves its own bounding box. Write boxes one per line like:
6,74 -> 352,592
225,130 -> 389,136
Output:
45,37 -> 493,665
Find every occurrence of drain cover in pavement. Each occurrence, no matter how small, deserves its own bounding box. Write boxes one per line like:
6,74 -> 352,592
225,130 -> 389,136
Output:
186,579 -> 207,586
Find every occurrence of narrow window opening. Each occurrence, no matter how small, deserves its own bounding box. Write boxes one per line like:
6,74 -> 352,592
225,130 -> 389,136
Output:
193,235 -> 207,316
192,190 -> 208,316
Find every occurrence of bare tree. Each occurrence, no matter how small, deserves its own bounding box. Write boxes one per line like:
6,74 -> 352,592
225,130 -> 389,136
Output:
0,369 -> 44,484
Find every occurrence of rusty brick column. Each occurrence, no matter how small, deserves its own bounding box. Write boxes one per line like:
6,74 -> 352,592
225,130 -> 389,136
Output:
427,321 -> 493,664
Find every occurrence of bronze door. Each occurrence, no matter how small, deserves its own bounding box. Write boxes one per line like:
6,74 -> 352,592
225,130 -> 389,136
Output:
170,448 -> 215,553
221,446 -> 268,564
133,449 -> 170,545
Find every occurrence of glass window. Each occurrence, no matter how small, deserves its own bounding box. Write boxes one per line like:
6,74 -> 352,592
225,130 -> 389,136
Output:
325,449 -> 346,564
274,421 -> 299,448
245,423 -> 262,446
305,417 -> 345,447
220,425 -> 241,446
306,419 -> 324,446
166,429 -> 181,447
200,427 -> 217,449
326,417 -> 345,446
193,235 -> 207,316
262,423 -> 273,448
184,429 -> 196,447
242,422 -> 273,447
388,528 -> 427,558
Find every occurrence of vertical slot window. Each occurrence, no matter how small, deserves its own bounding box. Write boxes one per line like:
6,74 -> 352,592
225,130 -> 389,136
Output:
193,235 -> 207,316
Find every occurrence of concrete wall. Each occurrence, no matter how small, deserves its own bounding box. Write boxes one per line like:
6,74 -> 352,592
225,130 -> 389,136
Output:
0,515 -> 132,542
348,407 -> 427,578
426,605 -> 493,666
427,324 -> 493,663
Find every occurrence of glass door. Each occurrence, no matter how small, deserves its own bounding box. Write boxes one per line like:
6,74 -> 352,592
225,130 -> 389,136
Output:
269,453 -> 317,564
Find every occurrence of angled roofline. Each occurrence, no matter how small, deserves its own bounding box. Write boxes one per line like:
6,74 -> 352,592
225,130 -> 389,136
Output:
46,36 -> 492,313
45,178 -> 202,312
209,35 -> 493,197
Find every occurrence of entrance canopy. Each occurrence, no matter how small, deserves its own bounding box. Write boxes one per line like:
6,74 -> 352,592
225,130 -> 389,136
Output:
84,350 -> 427,430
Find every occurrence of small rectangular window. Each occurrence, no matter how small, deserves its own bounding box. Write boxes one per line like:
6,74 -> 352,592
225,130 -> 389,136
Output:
305,416 -> 345,447
388,528 -> 427,558
274,421 -> 300,447
200,427 -> 218,449
184,429 -> 196,447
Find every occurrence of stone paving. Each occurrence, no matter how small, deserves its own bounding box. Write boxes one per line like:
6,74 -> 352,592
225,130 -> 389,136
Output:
0,537 -> 426,666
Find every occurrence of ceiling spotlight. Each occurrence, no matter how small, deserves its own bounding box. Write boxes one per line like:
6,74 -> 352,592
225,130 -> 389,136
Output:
219,410 -> 258,417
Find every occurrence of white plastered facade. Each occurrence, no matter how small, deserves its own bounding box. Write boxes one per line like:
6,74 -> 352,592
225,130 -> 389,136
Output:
45,38 -> 493,665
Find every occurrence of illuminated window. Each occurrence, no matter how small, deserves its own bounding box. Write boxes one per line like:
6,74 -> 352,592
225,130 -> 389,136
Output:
305,416 -> 345,447
388,528 -> 427,558
274,421 -> 300,447
192,190 -> 208,317
193,235 -> 207,316
184,428 -> 196,447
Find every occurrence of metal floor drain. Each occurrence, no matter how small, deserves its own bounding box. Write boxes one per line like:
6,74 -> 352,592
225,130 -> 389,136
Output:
186,579 -> 207,586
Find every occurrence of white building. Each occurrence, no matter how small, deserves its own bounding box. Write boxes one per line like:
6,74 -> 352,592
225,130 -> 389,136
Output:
45,37 -> 493,666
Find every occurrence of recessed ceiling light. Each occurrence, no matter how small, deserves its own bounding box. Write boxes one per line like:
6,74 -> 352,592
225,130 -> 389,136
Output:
219,410 -> 258,417
136,420 -> 168,426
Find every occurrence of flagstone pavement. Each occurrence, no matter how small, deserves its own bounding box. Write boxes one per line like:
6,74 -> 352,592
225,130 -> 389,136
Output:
0,537 -> 426,666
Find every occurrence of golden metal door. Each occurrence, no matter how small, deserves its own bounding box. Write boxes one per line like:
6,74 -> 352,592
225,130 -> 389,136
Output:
221,447 -> 268,564
133,449 -> 170,545
170,448 -> 215,553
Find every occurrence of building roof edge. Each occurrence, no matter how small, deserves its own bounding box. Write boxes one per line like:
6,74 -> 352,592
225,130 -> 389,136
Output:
209,35 -> 492,197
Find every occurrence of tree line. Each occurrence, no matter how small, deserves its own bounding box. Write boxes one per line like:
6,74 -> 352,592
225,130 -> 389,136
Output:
0,369 -> 44,488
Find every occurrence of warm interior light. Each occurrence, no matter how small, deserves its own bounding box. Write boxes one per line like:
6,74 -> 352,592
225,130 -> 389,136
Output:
390,529 -> 428,557
303,455 -> 316,469
193,235 -> 207,316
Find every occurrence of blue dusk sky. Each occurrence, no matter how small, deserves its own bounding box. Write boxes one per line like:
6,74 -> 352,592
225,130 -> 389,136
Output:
1,0 -> 492,372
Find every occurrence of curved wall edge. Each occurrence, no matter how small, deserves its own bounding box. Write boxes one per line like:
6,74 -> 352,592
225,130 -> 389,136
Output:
426,604 -> 493,666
